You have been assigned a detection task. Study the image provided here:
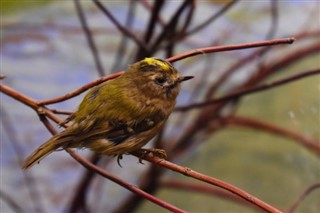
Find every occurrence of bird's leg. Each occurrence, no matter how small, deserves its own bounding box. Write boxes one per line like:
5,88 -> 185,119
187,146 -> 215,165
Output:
139,148 -> 167,159
131,148 -> 167,165
130,149 -> 146,164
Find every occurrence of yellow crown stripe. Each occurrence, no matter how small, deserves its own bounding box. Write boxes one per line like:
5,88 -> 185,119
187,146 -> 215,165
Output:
143,58 -> 172,71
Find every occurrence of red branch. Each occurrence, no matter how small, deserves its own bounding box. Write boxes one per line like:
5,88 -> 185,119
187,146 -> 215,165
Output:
167,37 -> 295,63
37,38 -> 295,106
0,84 -> 186,213
162,180 -> 263,212
287,183 -> 320,213
1,82 -> 283,213
1,39 -> 302,212
67,149 -> 187,213
132,153 -> 283,213
38,71 -> 124,105
175,68 -> 320,111
221,116 -> 320,155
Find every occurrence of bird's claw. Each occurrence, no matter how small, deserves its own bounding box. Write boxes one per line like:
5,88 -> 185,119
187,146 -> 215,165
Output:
116,148 -> 167,167
116,154 -> 123,167
136,148 -> 167,164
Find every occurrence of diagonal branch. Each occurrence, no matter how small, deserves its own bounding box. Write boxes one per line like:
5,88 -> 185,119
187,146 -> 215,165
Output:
73,0 -> 105,76
38,71 -> 123,105
220,116 -> 320,155
0,84 -> 186,213
136,0 -> 165,59
162,180 -> 264,212
150,0 -> 191,52
175,68 -> 320,111
67,149 -> 187,213
287,183 -> 320,213
37,38 -> 295,105
167,37 -> 295,63
186,0 -> 239,36
131,152 -> 283,213
92,0 -> 149,53
1,82 -> 283,213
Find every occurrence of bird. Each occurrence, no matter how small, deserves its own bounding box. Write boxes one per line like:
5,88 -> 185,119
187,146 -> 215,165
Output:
22,58 -> 193,169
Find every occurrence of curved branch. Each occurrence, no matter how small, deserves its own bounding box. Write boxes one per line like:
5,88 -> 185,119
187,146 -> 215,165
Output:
92,0 -> 149,53
242,42 -> 320,88
67,154 -> 100,213
38,71 -> 123,105
221,116 -> 320,155
36,38 -> 295,106
175,68 -> 320,111
186,0 -> 239,36
132,152 -> 283,213
162,180 -> 263,212
167,37 -> 295,63
150,0 -> 191,51
73,0 -> 105,76
1,83 -> 283,213
0,84 -> 186,213
0,84 -> 38,110
67,149 -> 187,213
287,183 -> 320,213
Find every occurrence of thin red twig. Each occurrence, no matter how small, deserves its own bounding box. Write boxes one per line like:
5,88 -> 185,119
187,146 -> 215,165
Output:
38,71 -> 123,105
73,0 -> 105,76
92,0 -> 149,52
37,38 -> 295,106
221,116 -> 320,155
0,84 -> 186,213
132,153 -> 283,213
186,0 -> 239,36
67,149 -> 187,213
1,82 -> 283,213
287,183 -> 320,213
175,68 -> 320,111
162,180 -> 264,212
167,37 -> 295,63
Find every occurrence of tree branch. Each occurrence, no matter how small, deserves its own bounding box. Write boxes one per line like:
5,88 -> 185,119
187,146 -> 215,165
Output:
287,183 -> 320,213
175,68 -> 320,111
167,37 -> 295,63
73,0 -> 105,76
220,116 -> 320,155
132,152 -> 283,213
0,84 -> 186,213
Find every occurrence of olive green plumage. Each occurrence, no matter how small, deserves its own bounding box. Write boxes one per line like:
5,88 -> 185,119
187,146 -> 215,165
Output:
22,58 -> 193,169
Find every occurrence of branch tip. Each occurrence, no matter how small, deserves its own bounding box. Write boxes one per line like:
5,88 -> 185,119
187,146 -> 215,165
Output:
288,37 -> 296,44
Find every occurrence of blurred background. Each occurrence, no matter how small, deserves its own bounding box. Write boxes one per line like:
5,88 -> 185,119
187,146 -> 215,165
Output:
1,1 -> 319,212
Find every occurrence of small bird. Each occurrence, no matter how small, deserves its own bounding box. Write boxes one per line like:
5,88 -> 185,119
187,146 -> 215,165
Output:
22,58 -> 193,169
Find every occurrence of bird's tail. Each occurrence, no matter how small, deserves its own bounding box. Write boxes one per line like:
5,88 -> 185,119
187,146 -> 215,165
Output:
22,133 -> 72,170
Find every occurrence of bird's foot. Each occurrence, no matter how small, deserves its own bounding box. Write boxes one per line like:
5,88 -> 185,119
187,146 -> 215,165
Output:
141,148 -> 167,159
134,148 -> 167,164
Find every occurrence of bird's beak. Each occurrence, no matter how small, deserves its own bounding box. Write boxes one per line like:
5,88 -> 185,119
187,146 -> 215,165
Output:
179,76 -> 194,82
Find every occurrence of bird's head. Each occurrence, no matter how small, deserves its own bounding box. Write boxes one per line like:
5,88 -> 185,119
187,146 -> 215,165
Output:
127,58 -> 193,101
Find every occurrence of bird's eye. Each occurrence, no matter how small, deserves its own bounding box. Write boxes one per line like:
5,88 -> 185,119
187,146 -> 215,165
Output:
155,77 -> 166,85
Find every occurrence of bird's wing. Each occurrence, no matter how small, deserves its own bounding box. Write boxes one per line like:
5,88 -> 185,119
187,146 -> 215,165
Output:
60,111 -> 165,148
60,80 -> 167,147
